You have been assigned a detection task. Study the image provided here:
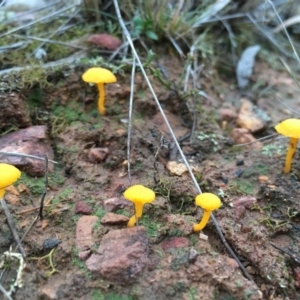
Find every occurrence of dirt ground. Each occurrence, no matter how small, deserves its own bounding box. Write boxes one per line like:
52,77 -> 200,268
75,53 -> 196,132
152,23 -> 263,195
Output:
1,55 -> 300,300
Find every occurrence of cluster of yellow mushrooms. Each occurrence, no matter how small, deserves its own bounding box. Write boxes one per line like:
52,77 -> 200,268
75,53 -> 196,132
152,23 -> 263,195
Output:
0,68 -> 296,234
80,66 -> 300,230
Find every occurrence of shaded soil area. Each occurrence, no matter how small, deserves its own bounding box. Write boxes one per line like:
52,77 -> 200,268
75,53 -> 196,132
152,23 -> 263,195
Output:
1,57 -> 300,300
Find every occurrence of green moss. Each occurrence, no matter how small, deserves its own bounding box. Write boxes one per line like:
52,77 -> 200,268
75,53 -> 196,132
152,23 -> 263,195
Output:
91,290 -> 132,300
94,207 -> 106,219
18,173 -> 45,195
139,214 -> 160,238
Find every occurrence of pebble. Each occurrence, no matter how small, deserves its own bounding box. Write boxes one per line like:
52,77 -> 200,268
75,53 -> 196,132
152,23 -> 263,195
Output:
75,215 -> 99,251
161,237 -> 189,251
0,125 -> 54,177
237,99 -> 270,133
100,212 -> 129,225
258,175 -> 269,183
43,238 -> 61,250
87,147 -> 109,163
75,201 -> 92,215
85,226 -> 149,283
103,197 -> 131,212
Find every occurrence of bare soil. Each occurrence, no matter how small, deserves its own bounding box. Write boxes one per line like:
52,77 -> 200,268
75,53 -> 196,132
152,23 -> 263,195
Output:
1,56 -> 300,300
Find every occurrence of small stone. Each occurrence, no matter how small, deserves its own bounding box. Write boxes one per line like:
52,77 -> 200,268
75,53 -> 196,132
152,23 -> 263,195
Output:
236,159 -> 244,166
237,100 -> 270,133
87,33 -> 122,50
218,108 -> 237,121
75,215 -> 99,251
103,197 -> 131,212
75,201 -> 92,215
167,161 -> 199,176
234,169 -> 244,177
161,237 -> 189,251
188,248 -> 198,263
199,233 -> 208,240
246,265 -> 256,275
258,175 -> 269,183
85,226 -> 149,283
230,128 -> 261,148
0,125 -> 54,177
78,249 -> 91,261
226,257 -> 239,269
43,238 -> 61,250
87,147 -> 109,163
100,212 -> 129,225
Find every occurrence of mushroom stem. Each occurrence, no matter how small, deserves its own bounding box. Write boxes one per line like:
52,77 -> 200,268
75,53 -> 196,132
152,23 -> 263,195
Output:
284,137 -> 298,173
127,202 -> 144,228
97,82 -> 106,115
193,210 -> 212,232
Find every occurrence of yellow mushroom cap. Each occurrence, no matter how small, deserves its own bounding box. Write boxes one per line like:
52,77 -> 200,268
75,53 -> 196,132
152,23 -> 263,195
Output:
275,118 -> 300,139
0,163 -> 21,197
123,185 -> 155,204
195,193 -> 221,211
82,67 -> 116,84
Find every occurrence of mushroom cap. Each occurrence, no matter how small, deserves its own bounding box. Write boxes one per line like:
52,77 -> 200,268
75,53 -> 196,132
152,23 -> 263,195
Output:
195,193 -> 221,211
123,185 -> 155,204
82,67 -> 116,84
0,163 -> 21,190
275,118 -> 300,139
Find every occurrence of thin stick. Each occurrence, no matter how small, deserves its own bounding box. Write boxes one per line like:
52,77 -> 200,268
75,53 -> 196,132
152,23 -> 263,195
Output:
0,4 -> 78,39
1,1 -> 61,26
0,152 -> 57,164
0,50 -> 87,77
0,198 -> 26,257
235,133 -> 280,147
0,284 -> 13,300
14,33 -> 86,51
39,156 -> 49,220
127,58 -> 136,186
29,8 -> 81,57
113,0 -> 256,285
267,0 -> 300,65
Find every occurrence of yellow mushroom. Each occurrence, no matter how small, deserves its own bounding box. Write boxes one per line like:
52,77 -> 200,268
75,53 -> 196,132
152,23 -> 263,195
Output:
82,67 -> 117,115
0,163 -> 21,198
275,118 -> 300,173
123,185 -> 155,228
193,193 -> 221,232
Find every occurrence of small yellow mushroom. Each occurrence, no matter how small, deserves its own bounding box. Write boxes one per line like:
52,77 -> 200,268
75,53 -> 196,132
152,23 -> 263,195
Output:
275,118 -> 300,173
0,163 -> 21,198
82,67 -> 117,115
123,185 -> 155,227
193,193 -> 221,232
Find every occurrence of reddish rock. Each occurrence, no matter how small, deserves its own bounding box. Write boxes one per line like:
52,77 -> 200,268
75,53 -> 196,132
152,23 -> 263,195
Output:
0,125 -> 54,177
237,100 -> 270,133
161,237 -> 189,251
75,201 -> 92,215
294,267 -> 300,288
230,128 -> 261,148
78,250 -> 91,261
75,215 -> 99,251
39,275 -> 66,300
85,226 -> 149,283
87,33 -> 122,50
103,197 -> 131,212
87,147 -> 109,163
0,93 -> 31,132
100,212 -> 129,225
218,108 -> 237,121
164,214 -> 194,235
